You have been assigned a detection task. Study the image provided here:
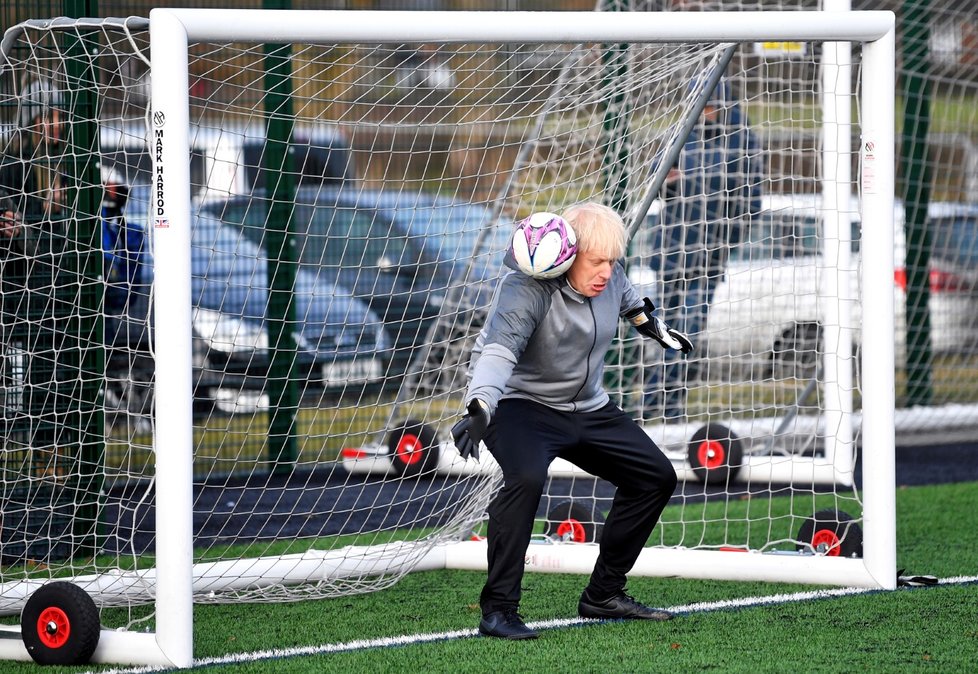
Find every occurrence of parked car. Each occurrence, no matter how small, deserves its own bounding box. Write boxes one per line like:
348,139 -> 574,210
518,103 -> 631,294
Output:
99,121 -> 355,204
630,195 -> 978,379
907,201 -> 978,353
203,186 -> 508,382
106,183 -> 389,417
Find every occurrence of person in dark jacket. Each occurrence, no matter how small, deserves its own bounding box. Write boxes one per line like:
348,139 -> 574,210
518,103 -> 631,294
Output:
451,202 -> 691,640
644,79 -> 763,421
0,78 -> 67,230
0,187 -> 20,241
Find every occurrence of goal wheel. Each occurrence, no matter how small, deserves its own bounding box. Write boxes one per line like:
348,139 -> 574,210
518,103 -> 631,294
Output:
543,501 -> 604,543
21,581 -> 100,665
386,419 -> 439,477
687,424 -> 743,484
796,509 -> 863,558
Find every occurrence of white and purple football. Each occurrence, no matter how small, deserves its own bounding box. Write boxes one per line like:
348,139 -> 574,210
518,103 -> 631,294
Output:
510,212 -> 578,279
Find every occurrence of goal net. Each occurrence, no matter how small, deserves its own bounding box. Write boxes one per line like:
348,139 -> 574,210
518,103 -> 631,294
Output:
0,9 -> 895,666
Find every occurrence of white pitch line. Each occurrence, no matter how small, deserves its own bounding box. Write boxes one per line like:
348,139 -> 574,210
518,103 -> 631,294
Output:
82,575 -> 978,674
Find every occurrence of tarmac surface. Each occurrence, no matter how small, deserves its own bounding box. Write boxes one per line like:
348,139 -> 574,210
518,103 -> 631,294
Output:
92,439 -> 978,556
885,441 -> 978,486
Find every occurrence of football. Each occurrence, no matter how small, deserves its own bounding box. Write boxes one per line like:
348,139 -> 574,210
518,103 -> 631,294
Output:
510,212 -> 578,279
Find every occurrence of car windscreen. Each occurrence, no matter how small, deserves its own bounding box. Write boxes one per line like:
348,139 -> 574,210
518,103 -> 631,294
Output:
215,198 -> 411,273
729,211 -> 861,262
401,204 -> 507,266
296,204 -> 410,272
930,215 -> 978,268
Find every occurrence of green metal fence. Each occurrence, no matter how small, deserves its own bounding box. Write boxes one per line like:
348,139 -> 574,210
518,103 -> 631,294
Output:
2,0 -> 977,472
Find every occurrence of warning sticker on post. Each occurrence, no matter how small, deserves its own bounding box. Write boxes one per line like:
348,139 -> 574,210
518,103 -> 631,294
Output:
861,137 -> 877,195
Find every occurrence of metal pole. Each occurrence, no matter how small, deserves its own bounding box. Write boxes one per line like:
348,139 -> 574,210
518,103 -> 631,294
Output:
149,8 -> 196,665
599,0 -> 631,213
263,0 -> 299,471
63,0 -> 106,561
899,0 -> 934,407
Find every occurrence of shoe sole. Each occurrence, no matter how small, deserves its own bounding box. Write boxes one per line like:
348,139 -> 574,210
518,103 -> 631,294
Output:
478,626 -> 539,640
579,606 -> 673,621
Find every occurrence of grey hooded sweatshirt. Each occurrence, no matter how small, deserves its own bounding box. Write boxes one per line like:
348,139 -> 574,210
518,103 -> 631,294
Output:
466,258 -> 644,415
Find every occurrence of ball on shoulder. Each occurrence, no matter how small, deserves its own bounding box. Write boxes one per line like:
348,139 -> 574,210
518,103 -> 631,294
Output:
510,212 -> 577,279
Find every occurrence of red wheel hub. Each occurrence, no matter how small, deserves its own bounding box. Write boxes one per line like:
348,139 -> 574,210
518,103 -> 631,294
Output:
395,433 -> 423,465
36,606 -> 70,649
812,529 -> 842,556
697,440 -> 726,469
556,518 -> 586,543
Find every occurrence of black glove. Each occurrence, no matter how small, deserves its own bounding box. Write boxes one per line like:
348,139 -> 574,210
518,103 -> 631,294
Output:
450,399 -> 491,461
625,297 -> 694,354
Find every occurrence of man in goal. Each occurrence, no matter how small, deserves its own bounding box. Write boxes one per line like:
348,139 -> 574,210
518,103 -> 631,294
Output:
452,202 -> 691,640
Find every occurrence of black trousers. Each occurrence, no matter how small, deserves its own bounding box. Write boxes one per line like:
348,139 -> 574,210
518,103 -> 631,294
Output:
479,398 -> 678,615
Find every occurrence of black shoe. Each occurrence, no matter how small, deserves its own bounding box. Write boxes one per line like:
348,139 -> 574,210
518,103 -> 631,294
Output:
578,590 -> 674,621
479,609 -> 539,640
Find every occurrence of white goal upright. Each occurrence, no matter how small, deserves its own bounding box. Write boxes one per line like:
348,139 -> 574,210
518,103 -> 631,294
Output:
0,8 -> 895,668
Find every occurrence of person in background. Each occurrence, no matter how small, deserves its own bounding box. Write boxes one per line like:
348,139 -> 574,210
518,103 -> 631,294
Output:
644,78 -> 764,422
0,78 -> 67,231
451,202 -> 690,640
101,169 -> 142,314
0,188 -> 20,241
0,79 -> 69,566
2,80 -> 141,313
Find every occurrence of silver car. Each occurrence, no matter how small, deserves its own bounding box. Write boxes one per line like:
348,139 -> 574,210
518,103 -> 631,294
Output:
630,195 -> 978,379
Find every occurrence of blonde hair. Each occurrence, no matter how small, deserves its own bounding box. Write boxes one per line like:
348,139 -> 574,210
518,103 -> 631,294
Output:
561,202 -> 627,260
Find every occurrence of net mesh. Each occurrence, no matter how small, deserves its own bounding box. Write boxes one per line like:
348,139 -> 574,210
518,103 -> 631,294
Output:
0,9 -> 913,631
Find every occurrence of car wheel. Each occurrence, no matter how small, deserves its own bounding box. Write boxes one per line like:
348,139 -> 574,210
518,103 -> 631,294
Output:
21,582 -> 100,665
687,424 -> 743,484
795,509 -> 863,558
386,419 -> 439,477
771,322 -> 821,381
543,501 -> 604,543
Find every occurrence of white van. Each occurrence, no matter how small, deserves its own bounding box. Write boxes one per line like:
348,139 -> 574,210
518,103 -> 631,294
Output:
99,121 -> 356,203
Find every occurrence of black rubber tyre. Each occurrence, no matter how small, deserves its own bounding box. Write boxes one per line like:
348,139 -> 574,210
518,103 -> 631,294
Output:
21,581 -> 100,665
386,419 -> 440,477
687,424 -> 744,485
796,509 -> 863,558
543,501 -> 604,544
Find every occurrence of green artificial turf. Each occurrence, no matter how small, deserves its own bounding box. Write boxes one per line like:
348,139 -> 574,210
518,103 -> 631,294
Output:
4,480 -> 975,673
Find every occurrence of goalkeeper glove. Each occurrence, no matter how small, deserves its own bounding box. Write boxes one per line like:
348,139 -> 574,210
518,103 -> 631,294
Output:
625,297 -> 694,354
450,399 -> 491,461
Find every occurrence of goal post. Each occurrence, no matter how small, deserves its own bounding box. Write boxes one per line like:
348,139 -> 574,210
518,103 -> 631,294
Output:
147,7 -> 894,665
149,11 -> 195,667
0,9 -> 896,668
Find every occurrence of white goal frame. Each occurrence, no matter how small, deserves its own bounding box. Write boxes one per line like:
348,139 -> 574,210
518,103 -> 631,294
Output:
0,9 -> 896,668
